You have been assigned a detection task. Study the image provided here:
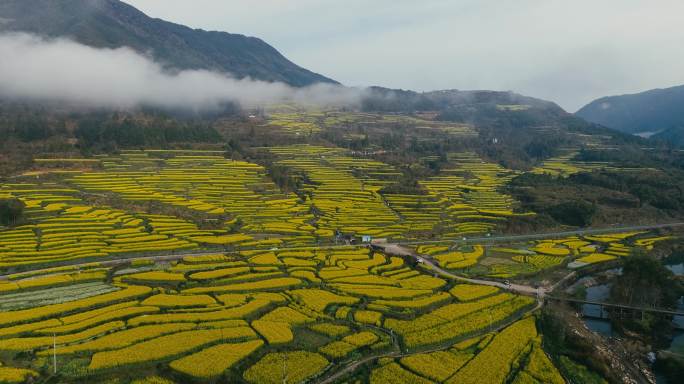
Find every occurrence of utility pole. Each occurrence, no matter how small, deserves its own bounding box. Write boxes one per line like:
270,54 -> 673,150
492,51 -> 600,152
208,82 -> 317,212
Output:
281,354 -> 288,384
53,333 -> 57,374
487,309 -> 493,333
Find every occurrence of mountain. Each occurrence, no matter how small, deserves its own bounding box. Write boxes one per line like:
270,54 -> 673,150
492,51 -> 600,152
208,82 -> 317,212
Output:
576,84 -> 684,135
0,0 -> 337,87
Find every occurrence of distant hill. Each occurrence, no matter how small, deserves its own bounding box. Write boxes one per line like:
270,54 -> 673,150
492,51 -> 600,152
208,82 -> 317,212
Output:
576,84 -> 684,135
359,87 -> 642,169
0,0 -> 337,87
361,87 -> 624,141
362,87 -> 562,113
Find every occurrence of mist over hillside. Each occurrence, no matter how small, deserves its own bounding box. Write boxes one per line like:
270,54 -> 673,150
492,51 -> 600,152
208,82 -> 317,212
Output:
0,32 -> 359,111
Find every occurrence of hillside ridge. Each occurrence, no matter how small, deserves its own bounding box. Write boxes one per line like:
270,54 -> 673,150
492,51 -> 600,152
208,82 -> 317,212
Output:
576,84 -> 684,136
0,0 -> 337,86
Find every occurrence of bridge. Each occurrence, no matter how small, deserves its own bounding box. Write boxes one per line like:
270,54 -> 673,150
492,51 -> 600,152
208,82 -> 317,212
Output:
545,296 -> 684,316
545,296 -> 684,329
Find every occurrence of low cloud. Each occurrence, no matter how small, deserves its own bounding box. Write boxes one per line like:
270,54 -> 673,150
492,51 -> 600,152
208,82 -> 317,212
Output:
0,33 -> 364,111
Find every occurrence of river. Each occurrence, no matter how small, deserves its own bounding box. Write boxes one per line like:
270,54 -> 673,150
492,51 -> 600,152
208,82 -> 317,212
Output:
582,283 -> 613,336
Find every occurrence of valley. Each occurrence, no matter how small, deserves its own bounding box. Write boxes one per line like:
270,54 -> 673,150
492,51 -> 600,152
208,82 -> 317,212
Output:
1,108 -> 682,383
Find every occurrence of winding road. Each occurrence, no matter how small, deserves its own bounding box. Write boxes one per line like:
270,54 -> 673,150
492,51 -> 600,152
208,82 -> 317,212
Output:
374,221 -> 684,297
3,222 -> 680,284
376,242 -> 548,297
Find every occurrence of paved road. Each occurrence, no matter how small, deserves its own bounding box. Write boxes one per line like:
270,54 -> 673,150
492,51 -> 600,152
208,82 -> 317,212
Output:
1,252 -> 201,280
396,222 -> 684,247
375,242 -> 545,296
4,222 -> 680,281
0,244 -> 362,280
374,220 -> 684,297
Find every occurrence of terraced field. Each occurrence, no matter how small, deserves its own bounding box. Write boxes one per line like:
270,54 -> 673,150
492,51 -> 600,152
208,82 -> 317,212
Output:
263,146 -> 532,240
0,147 -> 539,273
530,150 -> 645,177
0,146 -> 675,383
372,317 -> 564,384
266,110 -> 478,140
418,232 -> 672,278
421,152 -> 535,237
0,246 -> 541,383
265,145 -> 405,238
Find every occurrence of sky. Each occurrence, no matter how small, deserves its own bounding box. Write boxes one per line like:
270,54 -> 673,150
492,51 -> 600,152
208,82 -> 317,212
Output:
124,0 -> 684,112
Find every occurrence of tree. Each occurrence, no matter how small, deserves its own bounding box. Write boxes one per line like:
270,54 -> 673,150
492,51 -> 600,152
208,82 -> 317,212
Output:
0,198 -> 25,226
545,200 -> 596,227
612,252 -> 680,308
610,252 -> 683,341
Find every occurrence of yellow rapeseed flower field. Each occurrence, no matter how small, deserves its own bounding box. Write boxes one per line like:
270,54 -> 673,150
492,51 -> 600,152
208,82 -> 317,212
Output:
89,327 -> 256,370
169,340 -> 263,379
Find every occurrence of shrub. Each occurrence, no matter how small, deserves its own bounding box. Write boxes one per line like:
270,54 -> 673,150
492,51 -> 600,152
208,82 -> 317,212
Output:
0,198 -> 24,226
